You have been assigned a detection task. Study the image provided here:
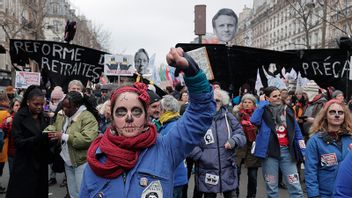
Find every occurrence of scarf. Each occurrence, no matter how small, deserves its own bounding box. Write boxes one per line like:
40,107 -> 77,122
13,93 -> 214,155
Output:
159,111 -> 180,125
87,123 -> 157,179
268,103 -> 286,127
239,108 -> 257,142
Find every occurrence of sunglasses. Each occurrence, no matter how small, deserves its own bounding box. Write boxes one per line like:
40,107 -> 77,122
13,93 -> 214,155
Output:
215,99 -> 221,103
328,110 -> 344,116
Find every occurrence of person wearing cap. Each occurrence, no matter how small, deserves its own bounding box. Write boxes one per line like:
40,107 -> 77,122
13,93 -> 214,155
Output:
305,99 -> 352,198
147,89 -> 162,131
302,81 -> 327,136
79,47 -> 215,197
189,88 -> 245,198
233,93 -> 260,198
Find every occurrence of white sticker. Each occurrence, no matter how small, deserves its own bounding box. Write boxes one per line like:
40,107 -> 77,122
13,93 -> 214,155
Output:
205,173 -> 219,185
204,129 -> 214,145
141,180 -> 163,198
298,140 -> 306,149
321,153 -> 338,167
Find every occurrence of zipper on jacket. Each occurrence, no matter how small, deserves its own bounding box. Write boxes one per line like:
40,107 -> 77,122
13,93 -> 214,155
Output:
214,121 -> 223,192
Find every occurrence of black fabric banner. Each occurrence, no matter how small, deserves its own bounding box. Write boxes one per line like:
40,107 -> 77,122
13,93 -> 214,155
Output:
176,43 -> 352,98
10,39 -> 108,90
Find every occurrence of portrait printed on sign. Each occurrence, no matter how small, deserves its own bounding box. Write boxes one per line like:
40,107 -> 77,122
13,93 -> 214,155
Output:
134,48 -> 151,76
212,8 -> 238,43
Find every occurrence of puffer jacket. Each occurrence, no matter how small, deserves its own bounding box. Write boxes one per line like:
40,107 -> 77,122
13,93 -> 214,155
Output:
189,107 -> 246,193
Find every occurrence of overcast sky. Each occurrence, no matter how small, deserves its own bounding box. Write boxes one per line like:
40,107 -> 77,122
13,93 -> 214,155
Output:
69,0 -> 253,65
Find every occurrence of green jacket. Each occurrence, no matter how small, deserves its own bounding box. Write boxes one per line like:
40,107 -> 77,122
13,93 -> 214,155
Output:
46,110 -> 98,167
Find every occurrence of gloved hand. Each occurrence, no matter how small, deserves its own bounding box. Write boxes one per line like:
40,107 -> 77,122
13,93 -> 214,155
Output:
166,47 -> 200,77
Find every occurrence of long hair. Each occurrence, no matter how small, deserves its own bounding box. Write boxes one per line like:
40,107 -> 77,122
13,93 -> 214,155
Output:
64,91 -> 100,121
20,85 -> 44,109
310,100 -> 352,135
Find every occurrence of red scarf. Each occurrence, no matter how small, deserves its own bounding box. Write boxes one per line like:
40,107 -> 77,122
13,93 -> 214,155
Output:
239,108 -> 257,143
87,124 -> 157,179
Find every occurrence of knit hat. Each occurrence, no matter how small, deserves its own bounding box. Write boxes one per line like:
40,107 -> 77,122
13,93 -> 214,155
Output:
50,86 -> 64,100
303,81 -> 320,102
241,93 -> 257,105
147,89 -> 161,105
332,90 -> 343,99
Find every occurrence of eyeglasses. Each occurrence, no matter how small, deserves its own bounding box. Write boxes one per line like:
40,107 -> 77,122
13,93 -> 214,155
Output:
328,110 -> 344,116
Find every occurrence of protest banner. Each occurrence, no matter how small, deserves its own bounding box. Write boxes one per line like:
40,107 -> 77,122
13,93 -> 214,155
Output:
177,43 -> 352,97
9,39 -> 108,91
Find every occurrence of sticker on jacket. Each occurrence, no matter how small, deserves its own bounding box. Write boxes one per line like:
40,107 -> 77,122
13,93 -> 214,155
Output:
298,140 -> 306,149
205,173 -> 219,185
141,180 -> 163,198
320,153 -> 338,167
204,129 -> 214,145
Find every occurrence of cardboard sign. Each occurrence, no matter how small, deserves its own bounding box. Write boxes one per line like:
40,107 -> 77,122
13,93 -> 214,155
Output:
15,71 -> 41,89
104,54 -> 135,76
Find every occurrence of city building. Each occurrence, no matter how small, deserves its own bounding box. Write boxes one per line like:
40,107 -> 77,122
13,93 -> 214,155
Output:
234,0 -> 352,50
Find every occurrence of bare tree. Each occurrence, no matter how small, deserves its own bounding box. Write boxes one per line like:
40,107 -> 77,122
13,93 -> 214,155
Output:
287,0 -> 317,49
72,16 -> 110,51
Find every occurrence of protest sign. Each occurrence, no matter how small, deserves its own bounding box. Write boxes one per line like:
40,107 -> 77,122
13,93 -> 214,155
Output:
104,54 -> 135,76
15,71 -> 41,89
186,47 -> 214,80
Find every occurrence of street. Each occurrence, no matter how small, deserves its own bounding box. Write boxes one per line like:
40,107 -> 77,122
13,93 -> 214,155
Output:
0,163 -> 307,198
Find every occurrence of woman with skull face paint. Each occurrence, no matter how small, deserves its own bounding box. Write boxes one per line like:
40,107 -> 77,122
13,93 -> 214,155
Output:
305,99 -> 352,198
45,91 -> 99,198
79,47 -> 215,198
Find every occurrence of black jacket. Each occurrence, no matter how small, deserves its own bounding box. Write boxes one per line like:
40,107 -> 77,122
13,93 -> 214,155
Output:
6,107 -> 49,198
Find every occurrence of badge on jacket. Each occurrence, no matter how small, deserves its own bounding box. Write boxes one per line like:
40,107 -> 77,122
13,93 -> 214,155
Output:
205,173 -> 219,185
141,180 -> 163,198
204,129 -> 214,145
321,153 -> 338,167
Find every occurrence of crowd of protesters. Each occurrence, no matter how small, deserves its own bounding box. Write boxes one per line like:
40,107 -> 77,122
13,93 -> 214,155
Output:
0,48 -> 351,198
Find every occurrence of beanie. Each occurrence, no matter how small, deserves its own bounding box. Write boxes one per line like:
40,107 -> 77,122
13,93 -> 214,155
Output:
147,90 -> 161,105
303,81 -> 320,102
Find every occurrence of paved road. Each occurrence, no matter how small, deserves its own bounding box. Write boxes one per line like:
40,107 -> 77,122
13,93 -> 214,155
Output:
0,164 -> 307,198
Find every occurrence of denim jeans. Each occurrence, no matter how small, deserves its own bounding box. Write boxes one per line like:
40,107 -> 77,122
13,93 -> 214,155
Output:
65,163 -> 86,198
262,146 -> 303,198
